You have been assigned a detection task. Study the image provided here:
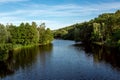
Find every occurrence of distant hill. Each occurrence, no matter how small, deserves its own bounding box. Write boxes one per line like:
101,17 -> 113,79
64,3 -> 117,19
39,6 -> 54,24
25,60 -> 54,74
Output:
53,10 -> 120,47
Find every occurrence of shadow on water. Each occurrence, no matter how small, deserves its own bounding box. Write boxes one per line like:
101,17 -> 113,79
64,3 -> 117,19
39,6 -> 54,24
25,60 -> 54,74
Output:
38,44 -> 53,67
73,43 -> 120,71
0,51 -> 14,78
0,44 -> 53,78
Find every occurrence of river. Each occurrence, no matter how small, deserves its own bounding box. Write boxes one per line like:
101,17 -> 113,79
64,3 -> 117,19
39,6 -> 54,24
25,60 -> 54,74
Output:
0,40 -> 120,80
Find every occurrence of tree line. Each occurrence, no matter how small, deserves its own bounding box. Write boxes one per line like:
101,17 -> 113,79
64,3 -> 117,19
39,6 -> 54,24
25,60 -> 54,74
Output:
54,10 -> 120,48
0,22 -> 53,52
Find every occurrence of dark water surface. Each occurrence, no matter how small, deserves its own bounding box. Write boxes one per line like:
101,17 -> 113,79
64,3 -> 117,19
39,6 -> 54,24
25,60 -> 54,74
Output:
0,40 -> 120,80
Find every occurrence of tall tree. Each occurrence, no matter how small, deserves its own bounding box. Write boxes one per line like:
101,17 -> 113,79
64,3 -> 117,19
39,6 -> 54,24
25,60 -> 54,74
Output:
0,24 -> 9,44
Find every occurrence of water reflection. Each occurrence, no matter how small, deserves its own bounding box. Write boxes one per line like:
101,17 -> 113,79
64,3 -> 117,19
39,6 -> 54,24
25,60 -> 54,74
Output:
73,43 -> 120,71
0,51 -> 13,78
0,44 -> 53,78
39,44 -> 53,67
0,52 -> 9,61
1,40 -> 120,80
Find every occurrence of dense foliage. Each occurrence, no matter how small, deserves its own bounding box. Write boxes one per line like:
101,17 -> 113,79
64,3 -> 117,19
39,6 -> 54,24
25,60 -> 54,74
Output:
54,10 -> 120,47
0,22 -> 53,52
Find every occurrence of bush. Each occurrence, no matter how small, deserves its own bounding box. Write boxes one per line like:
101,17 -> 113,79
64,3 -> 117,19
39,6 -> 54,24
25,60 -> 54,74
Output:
0,44 -> 13,52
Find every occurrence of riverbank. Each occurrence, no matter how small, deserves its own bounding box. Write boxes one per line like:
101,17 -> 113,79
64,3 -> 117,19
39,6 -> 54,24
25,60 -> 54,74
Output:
92,41 -> 119,49
73,40 -> 120,52
0,43 -> 53,52
13,44 -> 38,51
1,40 -> 120,80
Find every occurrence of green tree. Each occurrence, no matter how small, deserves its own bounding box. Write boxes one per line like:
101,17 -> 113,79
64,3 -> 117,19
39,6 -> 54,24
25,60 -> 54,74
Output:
44,28 -> 53,44
0,24 -> 9,44
38,23 -> 53,45
38,23 -> 46,44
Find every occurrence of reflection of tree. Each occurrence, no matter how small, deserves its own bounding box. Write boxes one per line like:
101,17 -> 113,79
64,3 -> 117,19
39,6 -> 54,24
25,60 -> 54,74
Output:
39,44 -> 53,67
92,46 -> 120,70
0,46 -> 39,78
12,46 -> 39,70
0,44 -> 53,78
0,61 -> 14,78
0,51 -> 14,78
73,43 -> 120,70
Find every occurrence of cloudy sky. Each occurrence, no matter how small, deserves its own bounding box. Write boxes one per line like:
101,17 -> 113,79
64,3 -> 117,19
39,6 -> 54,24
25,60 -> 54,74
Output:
0,0 -> 120,30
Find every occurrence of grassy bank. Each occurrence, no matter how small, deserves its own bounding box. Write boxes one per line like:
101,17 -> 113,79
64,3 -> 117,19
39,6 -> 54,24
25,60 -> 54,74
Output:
13,44 -> 39,51
0,42 -> 53,52
0,43 -> 39,52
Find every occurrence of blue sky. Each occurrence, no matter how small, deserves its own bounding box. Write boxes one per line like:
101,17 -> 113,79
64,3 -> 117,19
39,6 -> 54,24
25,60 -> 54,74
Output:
0,0 -> 120,30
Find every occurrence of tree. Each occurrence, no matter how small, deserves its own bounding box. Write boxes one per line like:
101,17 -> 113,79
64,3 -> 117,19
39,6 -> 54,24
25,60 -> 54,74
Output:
31,22 -> 39,44
38,23 -> 46,44
0,24 -> 8,44
74,27 -> 80,42
44,28 -> 53,44
38,23 -> 53,45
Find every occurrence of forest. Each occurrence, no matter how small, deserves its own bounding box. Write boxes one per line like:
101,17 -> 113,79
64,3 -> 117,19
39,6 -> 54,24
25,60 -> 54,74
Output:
1,10 -> 120,52
54,10 -> 120,48
0,22 -> 53,52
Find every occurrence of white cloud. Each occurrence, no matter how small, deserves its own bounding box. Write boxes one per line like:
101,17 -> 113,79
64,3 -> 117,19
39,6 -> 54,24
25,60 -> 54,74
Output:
0,2 -> 120,29
1,2 -> 120,17
0,17 -> 83,30
0,0 -> 28,3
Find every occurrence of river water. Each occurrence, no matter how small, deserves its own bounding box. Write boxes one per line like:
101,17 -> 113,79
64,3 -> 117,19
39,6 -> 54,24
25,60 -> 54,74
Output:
0,40 -> 120,80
